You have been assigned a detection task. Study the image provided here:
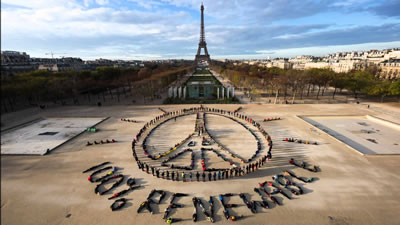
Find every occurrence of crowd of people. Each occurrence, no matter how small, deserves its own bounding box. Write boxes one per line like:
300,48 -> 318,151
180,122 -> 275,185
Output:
121,118 -> 139,123
135,155 -> 269,182
202,110 -> 272,164
131,106 -> 274,182
87,139 -> 116,146
233,106 -> 242,113
133,164 -> 320,223
140,112 -> 194,160
289,158 -> 320,172
201,147 -> 235,168
81,160 -> 319,221
161,149 -> 195,170
263,117 -> 281,122
283,138 -> 318,145
192,196 -> 214,222
82,161 -> 141,211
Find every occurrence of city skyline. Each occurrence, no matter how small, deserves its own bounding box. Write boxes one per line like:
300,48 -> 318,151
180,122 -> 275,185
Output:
1,0 -> 400,60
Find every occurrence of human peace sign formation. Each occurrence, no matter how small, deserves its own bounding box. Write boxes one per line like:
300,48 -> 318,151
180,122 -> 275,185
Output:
131,106 -> 273,181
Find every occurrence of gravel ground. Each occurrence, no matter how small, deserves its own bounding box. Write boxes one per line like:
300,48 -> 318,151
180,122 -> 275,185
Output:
1,103 -> 400,225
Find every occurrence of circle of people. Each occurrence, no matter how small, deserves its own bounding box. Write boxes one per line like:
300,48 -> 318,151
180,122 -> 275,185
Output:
130,106 -> 274,181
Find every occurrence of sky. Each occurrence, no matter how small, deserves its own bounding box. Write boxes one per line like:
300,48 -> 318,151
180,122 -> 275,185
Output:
1,0 -> 400,60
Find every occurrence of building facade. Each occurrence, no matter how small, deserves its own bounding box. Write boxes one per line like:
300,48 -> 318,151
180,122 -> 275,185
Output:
378,59 -> 400,80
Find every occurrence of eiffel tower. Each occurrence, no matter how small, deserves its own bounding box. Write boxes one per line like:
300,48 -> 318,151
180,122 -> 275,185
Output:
195,3 -> 211,65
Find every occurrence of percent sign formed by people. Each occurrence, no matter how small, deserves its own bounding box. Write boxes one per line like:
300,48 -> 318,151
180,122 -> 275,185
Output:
131,106 -> 273,179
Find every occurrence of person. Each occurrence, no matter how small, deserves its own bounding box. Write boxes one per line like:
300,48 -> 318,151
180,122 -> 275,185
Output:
166,217 -> 181,224
166,170 -> 170,179
299,177 -> 314,183
171,172 -> 175,181
181,172 -> 185,182
140,162 -> 145,171
202,172 -> 206,182
213,172 -> 217,181
189,172 -> 193,182
311,165 -> 320,172
137,200 -> 153,214
208,172 -> 212,181
217,171 -> 221,180
230,215 -> 243,221
196,172 -> 200,182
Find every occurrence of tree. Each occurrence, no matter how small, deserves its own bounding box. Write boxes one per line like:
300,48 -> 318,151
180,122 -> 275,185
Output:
303,69 -> 316,97
367,64 -> 379,76
297,71 -> 309,100
138,67 -> 151,80
320,69 -> 334,96
286,70 -> 304,103
389,80 -> 400,96
264,68 -> 285,104
389,80 -> 400,101
307,68 -> 326,99
96,67 -> 121,80
345,71 -> 374,98
367,80 -> 391,102
330,72 -> 347,99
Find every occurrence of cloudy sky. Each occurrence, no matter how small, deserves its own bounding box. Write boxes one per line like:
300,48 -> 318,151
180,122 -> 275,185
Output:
1,0 -> 400,60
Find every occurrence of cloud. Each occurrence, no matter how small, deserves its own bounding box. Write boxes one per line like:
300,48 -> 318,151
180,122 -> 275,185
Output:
243,23 -> 400,55
95,0 -> 109,5
128,0 -> 164,9
1,0 -> 81,9
1,0 -> 399,59
368,0 -> 400,18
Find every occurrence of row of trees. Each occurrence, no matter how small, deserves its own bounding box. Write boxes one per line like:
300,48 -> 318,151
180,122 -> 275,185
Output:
212,63 -> 400,103
1,63 -> 193,112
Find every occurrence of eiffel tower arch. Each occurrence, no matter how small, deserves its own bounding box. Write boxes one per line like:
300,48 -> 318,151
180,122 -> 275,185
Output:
195,3 -> 211,65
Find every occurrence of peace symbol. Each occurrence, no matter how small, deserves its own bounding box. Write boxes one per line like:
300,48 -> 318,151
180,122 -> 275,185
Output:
131,106 -> 273,180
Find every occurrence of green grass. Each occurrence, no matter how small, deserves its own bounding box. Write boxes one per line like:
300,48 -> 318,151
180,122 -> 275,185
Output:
185,75 -> 222,86
193,69 -> 212,75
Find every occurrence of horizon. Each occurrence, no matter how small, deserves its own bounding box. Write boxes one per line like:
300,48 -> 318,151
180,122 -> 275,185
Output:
1,0 -> 400,60
3,42 -> 400,61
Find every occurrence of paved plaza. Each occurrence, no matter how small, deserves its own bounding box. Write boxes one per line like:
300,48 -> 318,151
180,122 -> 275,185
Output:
1,117 -> 105,155
301,115 -> 400,155
1,103 -> 400,225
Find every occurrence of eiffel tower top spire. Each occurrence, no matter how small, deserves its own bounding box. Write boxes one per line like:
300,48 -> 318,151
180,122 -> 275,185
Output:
195,3 -> 211,65
199,2 -> 205,44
